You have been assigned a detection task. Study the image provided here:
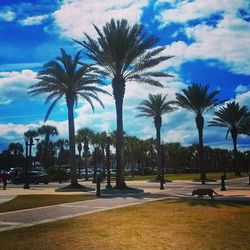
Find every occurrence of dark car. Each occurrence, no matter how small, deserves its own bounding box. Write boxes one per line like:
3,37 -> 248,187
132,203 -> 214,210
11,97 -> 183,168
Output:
13,171 -> 50,185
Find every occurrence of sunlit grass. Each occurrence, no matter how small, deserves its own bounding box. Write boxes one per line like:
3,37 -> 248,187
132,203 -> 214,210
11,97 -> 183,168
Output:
125,172 -> 248,181
0,194 -> 96,213
0,199 -> 249,249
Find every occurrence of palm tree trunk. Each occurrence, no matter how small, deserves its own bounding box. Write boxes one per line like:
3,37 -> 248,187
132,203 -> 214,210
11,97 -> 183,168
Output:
67,99 -> 78,187
115,96 -> 126,189
196,114 -> 205,184
155,116 -> 162,180
231,128 -> 240,176
156,124 -> 161,180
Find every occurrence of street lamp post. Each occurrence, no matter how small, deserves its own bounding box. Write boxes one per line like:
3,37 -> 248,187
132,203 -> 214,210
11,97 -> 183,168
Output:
106,134 -> 112,189
28,137 -> 34,169
160,144 -> 165,190
23,138 -> 30,189
77,143 -> 82,178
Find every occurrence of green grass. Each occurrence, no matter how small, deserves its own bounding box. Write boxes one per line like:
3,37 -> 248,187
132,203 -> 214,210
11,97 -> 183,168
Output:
0,194 -> 96,213
125,172 -> 248,181
1,199 -> 249,250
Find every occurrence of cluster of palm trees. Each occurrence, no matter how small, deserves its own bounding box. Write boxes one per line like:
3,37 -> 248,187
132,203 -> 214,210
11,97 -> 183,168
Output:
27,18 -> 250,189
24,125 -> 59,168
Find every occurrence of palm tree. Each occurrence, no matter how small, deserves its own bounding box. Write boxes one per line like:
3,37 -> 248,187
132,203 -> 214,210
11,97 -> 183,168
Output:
209,101 -> 250,176
55,139 -> 69,166
8,143 -> 24,166
28,49 -> 109,188
136,93 -> 176,179
37,125 -> 59,169
8,143 -> 24,157
174,83 -> 223,184
91,131 -> 108,177
76,19 -> 173,189
77,128 -> 94,180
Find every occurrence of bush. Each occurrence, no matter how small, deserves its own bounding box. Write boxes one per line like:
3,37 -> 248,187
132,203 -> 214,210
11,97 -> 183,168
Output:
46,166 -> 70,182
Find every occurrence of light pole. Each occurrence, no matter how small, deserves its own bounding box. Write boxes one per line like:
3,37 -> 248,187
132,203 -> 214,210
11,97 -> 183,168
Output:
77,142 -> 82,178
24,138 -> 30,189
106,134 -> 112,188
160,144 -> 165,190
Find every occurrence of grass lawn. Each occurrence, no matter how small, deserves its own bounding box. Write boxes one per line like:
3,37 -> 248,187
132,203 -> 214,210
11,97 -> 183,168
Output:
0,194 -> 96,213
1,199 -> 249,250
125,172 -> 248,181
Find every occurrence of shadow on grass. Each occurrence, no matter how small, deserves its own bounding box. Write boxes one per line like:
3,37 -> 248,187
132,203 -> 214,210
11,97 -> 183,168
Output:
163,197 -> 250,208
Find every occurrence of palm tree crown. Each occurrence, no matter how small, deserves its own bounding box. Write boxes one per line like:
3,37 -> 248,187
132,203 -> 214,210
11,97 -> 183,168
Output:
76,19 -> 173,189
209,101 -> 250,135
28,49 -> 109,187
76,19 -> 173,90
28,48 -> 109,121
175,83 -> 222,116
136,94 -> 176,123
38,125 -> 59,141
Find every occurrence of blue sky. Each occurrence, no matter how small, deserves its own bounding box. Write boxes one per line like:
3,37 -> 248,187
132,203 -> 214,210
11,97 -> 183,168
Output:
0,0 -> 249,151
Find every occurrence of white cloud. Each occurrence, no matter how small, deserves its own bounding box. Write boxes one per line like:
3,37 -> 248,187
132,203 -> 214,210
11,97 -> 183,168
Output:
235,91 -> 250,107
53,0 -> 149,39
0,123 -> 39,143
157,0 -> 247,24
19,15 -> 48,26
155,0 -> 250,75
235,84 -> 249,94
0,70 -> 37,104
0,10 -> 16,21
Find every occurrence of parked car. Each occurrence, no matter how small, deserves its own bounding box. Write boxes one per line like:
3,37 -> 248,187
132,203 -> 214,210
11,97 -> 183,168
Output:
79,169 -> 94,178
13,171 -> 50,185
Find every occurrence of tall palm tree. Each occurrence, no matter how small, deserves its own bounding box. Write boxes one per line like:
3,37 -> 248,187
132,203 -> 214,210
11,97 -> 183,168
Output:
28,49 -> 109,188
76,19 -> 173,189
208,101 -> 250,176
136,93 -> 176,179
174,83 -> 223,184
37,125 -> 59,168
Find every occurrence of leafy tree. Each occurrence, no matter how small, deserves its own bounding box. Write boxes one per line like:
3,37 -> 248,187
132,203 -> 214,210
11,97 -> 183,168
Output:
209,101 -> 250,175
136,93 -> 176,179
174,83 -> 223,184
76,19 -> 173,189
28,49 -> 109,188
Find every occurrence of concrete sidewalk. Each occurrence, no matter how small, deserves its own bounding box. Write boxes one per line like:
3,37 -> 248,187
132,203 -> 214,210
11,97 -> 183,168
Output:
0,177 -> 249,232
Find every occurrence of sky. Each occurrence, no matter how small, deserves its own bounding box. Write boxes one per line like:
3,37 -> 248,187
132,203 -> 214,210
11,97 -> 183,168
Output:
0,0 -> 249,152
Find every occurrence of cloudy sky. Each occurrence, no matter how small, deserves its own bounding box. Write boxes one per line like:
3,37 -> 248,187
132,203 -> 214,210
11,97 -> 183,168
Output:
0,0 -> 249,152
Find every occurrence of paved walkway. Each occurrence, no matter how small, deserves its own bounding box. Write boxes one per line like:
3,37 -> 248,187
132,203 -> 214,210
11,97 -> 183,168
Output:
0,177 -> 249,232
